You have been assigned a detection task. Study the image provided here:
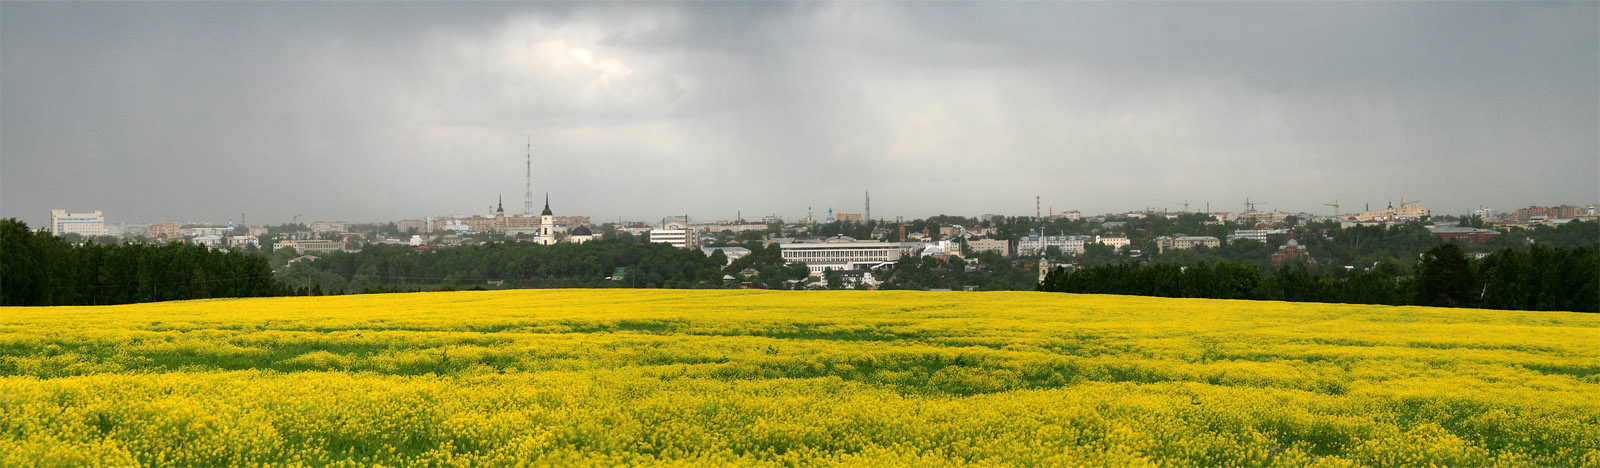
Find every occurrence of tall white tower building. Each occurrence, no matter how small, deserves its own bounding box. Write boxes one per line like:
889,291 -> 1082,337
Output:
538,193 -> 558,246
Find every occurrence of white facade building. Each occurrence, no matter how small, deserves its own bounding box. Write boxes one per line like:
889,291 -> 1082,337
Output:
780,241 -> 902,276
310,221 -> 351,233
1017,231 -> 1091,256
1228,229 -> 1289,243
1093,236 -> 1131,250
923,240 -> 963,258
180,226 -> 230,238
50,210 -> 107,237
192,235 -> 225,248
227,235 -> 260,249
649,229 -> 695,249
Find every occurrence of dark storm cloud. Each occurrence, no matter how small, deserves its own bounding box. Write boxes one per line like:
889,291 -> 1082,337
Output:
2,2 -> 1594,228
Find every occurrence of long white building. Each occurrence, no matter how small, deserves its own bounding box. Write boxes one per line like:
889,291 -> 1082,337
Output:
1017,231 -> 1090,256
50,210 -> 107,237
780,239 -> 901,276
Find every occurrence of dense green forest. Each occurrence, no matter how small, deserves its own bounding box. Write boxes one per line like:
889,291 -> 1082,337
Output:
1039,244 -> 1599,312
1,219 -> 283,306
275,240 -> 812,294
877,252 -> 1039,291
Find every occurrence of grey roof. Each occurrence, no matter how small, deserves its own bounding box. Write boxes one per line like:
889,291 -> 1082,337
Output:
704,246 -> 750,254
1428,227 -> 1500,234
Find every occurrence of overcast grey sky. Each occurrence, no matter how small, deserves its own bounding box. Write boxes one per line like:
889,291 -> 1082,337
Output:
3,2 -> 1596,227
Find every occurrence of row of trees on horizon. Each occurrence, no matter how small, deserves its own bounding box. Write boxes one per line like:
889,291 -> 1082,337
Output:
1039,243 -> 1599,313
4,218 -> 1596,313
1,219 -> 283,306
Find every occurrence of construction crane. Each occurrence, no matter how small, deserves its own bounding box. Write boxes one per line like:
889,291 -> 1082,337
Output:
1244,199 -> 1268,226
1399,198 -> 1422,207
1177,200 -> 1189,212
1324,200 -> 1340,217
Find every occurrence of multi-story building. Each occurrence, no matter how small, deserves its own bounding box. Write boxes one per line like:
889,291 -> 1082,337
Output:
780,240 -> 902,276
938,225 -> 971,238
922,240 -> 963,259
227,235 -> 260,249
835,213 -> 863,222
50,210 -> 107,237
180,227 -> 230,238
697,223 -> 769,234
147,223 -> 179,239
1156,236 -> 1221,253
552,216 -> 590,230
648,229 -> 695,249
309,221 -> 351,233
1353,204 -> 1428,222
393,220 -> 426,233
192,235 -> 225,248
107,223 -> 147,237
1228,229 -> 1289,243
1514,205 -> 1582,221
1093,237 -> 1131,250
273,239 -> 343,254
1429,227 -> 1501,246
619,224 -> 654,236
966,238 -> 1010,256
1046,211 -> 1082,221
1017,231 -> 1090,256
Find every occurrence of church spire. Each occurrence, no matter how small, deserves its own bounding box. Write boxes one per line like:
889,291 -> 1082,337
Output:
541,192 -> 553,216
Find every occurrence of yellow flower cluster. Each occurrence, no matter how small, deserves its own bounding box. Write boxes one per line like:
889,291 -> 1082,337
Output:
2,290 -> 1596,466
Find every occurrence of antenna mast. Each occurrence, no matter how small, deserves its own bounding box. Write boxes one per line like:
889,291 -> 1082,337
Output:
524,137 -> 534,216
865,190 -> 871,222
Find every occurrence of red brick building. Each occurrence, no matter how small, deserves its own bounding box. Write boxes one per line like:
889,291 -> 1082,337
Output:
1428,227 -> 1500,246
1270,239 -> 1311,266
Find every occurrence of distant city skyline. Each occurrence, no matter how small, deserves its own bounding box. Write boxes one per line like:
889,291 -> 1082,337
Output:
3,2 -> 1596,227
18,197 -> 1598,230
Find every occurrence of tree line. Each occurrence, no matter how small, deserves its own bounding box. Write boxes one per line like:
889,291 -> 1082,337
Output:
1039,243 -> 1598,312
275,240 -> 794,294
1,219 -> 283,306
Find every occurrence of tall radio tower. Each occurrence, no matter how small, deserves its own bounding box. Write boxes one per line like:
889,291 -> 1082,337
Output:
523,137 -> 534,216
865,190 -> 871,222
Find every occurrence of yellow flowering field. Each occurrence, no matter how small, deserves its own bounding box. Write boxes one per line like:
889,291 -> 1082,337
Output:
2,289 -> 1597,467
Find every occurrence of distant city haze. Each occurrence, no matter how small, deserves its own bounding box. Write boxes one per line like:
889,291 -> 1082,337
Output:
3,2 -> 1596,227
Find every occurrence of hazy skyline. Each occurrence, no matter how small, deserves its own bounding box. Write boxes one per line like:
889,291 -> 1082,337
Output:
3,2 -> 1596,227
